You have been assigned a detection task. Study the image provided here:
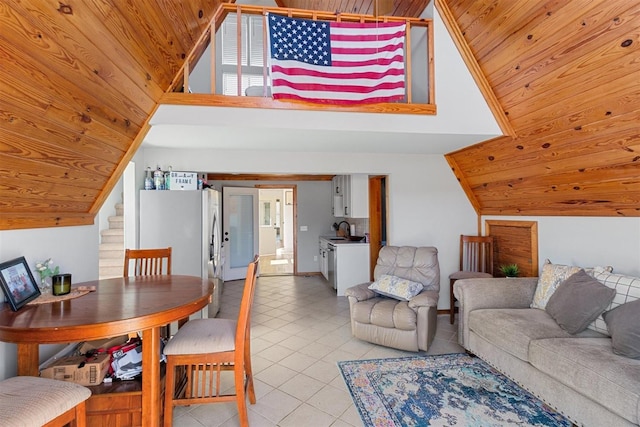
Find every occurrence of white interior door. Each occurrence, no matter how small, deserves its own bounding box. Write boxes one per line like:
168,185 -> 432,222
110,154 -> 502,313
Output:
223,187 -> 259,280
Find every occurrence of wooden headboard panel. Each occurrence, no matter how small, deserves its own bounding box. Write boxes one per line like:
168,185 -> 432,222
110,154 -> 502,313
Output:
485,220 -> 539,278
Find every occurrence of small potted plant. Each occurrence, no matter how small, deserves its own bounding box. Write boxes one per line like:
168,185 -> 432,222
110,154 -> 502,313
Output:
499,263 -> 520,278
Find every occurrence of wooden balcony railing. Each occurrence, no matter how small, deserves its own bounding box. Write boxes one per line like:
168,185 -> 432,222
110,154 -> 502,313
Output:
161,4 -> 435,115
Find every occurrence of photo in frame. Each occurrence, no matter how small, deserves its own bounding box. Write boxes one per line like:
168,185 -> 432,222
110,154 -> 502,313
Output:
0,256 -> 41,311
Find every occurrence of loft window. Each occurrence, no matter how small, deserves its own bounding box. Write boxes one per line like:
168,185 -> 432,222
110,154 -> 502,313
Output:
220,13 -> 268,96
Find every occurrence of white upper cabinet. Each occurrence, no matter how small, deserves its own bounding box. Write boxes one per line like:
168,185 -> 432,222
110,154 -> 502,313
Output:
332,174 -> 368,218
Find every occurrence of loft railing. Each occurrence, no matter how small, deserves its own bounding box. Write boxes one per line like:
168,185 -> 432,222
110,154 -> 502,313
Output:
163,4 -> 435,115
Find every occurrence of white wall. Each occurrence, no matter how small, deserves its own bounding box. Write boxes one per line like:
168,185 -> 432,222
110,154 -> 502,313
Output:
142,148 -> 479,309
482,216 -> 640,277
0,223 -> 99,380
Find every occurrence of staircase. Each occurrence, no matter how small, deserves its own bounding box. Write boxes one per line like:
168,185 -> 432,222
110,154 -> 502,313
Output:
99,203 -> 124,279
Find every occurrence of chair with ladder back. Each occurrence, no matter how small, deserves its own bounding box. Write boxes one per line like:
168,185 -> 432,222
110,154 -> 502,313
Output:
448,235 -> 494,324
162,256 -> 259,427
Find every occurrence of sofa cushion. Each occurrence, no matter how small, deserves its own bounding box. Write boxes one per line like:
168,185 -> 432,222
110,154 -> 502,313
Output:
588,271 -> 640,335
368,274 -> 423,301
545,270 -> 616,334
529,337 -> 640,425
352,297 -> 417,331
531,260 -> 582,309
469,308 -> 604,362
604,299 -> 640,358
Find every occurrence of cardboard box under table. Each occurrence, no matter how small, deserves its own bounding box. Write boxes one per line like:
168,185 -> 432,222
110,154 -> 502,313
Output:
40,353 -> 110,386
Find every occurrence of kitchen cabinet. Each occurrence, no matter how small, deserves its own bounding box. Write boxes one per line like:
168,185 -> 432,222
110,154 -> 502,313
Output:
332,174 -> 369,218
319,237 -> 370,296
334,242 -> 370,296
319,239 -> 329,280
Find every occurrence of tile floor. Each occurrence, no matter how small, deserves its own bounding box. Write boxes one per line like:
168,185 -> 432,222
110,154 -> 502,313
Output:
172,274 -> 464,426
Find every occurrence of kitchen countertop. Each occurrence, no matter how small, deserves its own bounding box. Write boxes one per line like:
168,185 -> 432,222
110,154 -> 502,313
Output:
320,235 -> 369,245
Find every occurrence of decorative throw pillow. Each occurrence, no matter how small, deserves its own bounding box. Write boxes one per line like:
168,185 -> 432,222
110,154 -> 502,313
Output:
531,260 -> 581,309
588,271 -> 640,335
545,270 -> 616,334
603,299 -> 640,358
368,275 -> 423,301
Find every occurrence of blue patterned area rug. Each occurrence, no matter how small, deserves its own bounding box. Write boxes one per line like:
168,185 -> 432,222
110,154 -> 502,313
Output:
338,353 -> 571,427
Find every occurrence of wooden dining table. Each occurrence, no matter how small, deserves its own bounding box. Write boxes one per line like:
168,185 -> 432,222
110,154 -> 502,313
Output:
0,275 -> 213,427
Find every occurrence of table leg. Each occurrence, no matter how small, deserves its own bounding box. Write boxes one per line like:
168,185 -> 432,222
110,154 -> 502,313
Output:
142,327 -> 161,427
17,343 -> 39,376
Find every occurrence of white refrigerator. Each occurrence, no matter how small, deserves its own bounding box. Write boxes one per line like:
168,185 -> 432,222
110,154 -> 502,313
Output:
139,189 -> 223,309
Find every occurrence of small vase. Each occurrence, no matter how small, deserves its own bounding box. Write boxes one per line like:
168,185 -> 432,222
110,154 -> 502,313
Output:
39,277 -> 52,295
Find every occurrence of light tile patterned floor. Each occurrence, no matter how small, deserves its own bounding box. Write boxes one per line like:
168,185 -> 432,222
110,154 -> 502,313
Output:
172,274 -> 464,426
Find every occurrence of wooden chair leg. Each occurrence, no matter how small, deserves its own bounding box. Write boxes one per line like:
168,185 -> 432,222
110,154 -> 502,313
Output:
74,401 -> 87,427
163,360 -> 176,427
235,366 -> 249,427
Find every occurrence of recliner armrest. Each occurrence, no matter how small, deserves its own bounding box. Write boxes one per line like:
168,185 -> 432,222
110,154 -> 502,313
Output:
453,277 -> 538,348
344,282 -> 375,301
408,290 -> 439,309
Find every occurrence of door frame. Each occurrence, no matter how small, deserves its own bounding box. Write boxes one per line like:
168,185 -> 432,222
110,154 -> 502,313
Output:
368,175 -> 388,280
256,184 -> 298,275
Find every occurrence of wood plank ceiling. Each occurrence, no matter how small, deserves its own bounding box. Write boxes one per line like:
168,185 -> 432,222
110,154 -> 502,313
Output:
441,0 -> 640,217
0,0 -> 638,230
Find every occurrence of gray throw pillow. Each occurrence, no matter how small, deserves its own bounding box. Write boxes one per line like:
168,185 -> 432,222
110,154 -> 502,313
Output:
603,299 -> 640,359
546,270 -> 616,334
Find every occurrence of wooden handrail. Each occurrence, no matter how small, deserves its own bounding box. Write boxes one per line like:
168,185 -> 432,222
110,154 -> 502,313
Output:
168,4 -> 436,115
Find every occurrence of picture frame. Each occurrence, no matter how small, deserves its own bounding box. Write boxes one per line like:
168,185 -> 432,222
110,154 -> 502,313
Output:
0,256 -> 41,311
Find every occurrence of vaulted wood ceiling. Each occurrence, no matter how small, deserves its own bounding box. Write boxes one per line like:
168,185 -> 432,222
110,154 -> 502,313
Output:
441,0 -> 640,216
1,0 -> 638,230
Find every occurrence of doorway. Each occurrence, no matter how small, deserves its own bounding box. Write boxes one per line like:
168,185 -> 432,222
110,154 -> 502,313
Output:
257,186 -> 296,275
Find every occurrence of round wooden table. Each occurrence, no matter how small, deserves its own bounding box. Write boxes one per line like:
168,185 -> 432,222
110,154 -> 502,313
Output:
0,275 -> 213,427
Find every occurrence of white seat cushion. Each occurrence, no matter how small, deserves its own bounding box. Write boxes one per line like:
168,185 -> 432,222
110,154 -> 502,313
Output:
0,376 -> 91,426
163,318 -> 237,355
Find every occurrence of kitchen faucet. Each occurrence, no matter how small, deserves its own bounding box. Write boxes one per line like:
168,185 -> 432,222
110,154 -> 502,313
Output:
334,221 -> 351,237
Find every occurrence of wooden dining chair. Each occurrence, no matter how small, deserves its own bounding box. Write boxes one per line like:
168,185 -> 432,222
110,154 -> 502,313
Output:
448,235 -> 494,324
0,376 -> 91,427
123,247 -> 174,336
162,256 -> 259,427
123,247 -> 172,276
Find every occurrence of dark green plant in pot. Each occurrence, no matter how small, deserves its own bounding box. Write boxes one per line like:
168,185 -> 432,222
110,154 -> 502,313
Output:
499,263 -> 520,277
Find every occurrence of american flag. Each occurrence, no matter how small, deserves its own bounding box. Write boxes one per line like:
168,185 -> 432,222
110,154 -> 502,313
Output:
267,14 -> 406,105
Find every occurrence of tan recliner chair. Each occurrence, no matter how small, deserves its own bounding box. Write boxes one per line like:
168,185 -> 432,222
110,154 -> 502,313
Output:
344,246 -> 440,352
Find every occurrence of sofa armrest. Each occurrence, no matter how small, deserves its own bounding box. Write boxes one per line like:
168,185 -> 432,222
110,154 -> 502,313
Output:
408,290 -> 439,309
344,282 -> 376,301
453,277 -> 538,349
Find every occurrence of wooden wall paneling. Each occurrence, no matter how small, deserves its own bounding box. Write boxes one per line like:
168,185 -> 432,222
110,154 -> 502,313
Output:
0,212 -> 96,230
458,0 -> 548,58
6,1 -> 157,117
501,49 -> 640,126
0,109 -> 126,163
0,48 -> 144,143
508,76 -> 640,135
0,154 -> 106,191
453,117 -> 640,183
0,129 -> 117,179
487,2 -> 631,90
490,2 -> 637,95
485,220 -> 538,277
25,0 -> 167,100
83,0 -> 175,88
111,2 -> 185,81
0,29 -> 151,135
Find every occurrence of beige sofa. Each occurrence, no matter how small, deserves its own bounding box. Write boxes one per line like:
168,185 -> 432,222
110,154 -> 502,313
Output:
345,246 -> 440,352
454,275 -> 640,427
